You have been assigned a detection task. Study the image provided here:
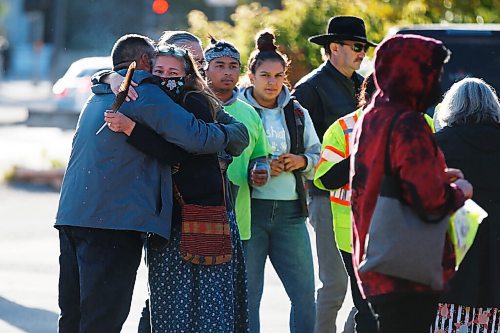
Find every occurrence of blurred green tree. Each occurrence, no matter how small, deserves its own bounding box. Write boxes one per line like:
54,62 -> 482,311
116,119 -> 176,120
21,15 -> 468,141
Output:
188,0 -> 499,84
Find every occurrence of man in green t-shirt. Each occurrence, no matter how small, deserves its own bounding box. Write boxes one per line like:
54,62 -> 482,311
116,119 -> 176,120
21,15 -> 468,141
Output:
204,38 -> 271,242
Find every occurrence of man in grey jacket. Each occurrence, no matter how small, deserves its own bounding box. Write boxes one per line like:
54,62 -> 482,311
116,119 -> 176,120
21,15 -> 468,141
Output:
55,34 -> 247,333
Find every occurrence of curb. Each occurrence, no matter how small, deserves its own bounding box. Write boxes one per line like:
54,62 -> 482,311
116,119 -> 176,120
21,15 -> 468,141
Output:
27,108 -> 79,130
10,166 -> 65,191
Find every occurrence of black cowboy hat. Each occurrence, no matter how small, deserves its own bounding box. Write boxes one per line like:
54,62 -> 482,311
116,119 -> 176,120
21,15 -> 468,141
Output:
309,16 -> 377,47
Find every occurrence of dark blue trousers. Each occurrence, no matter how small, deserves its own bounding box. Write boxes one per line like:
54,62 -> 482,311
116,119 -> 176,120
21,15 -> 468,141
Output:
57,226 -> 143,333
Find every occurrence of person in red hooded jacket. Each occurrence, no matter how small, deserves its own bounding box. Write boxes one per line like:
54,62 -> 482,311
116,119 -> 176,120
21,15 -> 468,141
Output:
350,34 -> 474,333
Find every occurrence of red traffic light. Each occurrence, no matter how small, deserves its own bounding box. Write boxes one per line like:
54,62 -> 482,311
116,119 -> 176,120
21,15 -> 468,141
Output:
152,0 -> 169,15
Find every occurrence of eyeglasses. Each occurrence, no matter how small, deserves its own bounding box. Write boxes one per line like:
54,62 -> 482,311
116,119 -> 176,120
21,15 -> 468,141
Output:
337,42 -> 370,53
157,45 -> 194,73
157,45 -> 188,58
158,45 -> 207,70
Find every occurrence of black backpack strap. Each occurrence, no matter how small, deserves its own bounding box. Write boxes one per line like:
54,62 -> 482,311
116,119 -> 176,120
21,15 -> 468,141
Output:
283,97 -> 305,155
284,97 -> 308,216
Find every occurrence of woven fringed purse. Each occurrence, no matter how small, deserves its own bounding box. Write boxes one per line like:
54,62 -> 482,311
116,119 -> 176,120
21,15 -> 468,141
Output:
174,176 -> 232,265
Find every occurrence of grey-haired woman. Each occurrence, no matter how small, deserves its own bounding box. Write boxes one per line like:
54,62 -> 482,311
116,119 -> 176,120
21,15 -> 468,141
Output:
434,77 -> 500,331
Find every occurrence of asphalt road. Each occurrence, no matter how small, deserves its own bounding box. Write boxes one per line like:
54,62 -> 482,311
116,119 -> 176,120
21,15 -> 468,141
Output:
0,181 -> 149,333
0,180 -> 353,333
0,80 -> 353,333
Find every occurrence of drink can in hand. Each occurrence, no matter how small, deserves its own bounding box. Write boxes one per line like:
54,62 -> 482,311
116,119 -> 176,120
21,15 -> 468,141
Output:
252,160 -> 271,186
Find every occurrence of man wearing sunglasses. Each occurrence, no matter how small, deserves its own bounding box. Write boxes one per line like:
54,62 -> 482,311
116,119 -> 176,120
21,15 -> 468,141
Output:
292,15 -> 376,333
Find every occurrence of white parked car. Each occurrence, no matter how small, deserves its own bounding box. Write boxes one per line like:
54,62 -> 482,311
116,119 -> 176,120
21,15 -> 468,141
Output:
52,56 -> 112,112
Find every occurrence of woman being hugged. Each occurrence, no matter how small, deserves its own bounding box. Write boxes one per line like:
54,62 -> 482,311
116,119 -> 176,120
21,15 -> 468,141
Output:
104,44 -> 249,333
239,30 -> 320,333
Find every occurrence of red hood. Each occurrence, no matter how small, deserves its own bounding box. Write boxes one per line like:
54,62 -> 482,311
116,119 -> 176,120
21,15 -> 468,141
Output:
373,34 -> 450,113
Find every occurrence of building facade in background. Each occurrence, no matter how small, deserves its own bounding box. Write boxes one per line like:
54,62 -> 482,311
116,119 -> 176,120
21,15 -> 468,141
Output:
0,0 -> 278,81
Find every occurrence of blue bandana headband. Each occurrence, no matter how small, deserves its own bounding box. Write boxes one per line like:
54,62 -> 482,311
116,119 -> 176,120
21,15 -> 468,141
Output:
204,42 -> 241,64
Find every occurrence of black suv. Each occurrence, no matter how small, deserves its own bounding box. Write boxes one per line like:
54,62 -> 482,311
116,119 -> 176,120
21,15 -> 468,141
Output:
391,24 -> 500,95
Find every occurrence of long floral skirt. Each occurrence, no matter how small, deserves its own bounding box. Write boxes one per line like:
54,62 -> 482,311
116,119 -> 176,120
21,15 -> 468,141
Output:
433,303 -> 500,332
147,209 -> 249,333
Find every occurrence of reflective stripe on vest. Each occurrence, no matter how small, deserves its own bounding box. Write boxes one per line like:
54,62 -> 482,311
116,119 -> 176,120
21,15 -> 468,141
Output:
329,113 -> 357,206
315,144 -> 345,172
338,114 -> 358,157
319,144 -> 345,164
330,187 -> 351,205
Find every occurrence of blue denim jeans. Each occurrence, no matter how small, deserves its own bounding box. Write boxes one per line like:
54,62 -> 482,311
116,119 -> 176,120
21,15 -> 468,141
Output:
57,226 -> 143,333
244,199 -> 315,333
